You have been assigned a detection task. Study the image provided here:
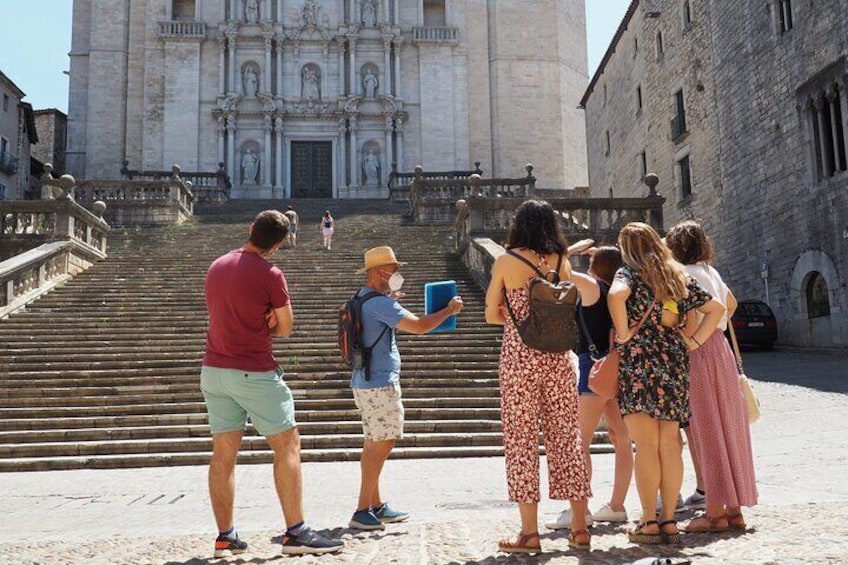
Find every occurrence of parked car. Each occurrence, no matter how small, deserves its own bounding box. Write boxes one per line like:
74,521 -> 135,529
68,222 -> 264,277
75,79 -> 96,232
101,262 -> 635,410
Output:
728,300 -> 778,349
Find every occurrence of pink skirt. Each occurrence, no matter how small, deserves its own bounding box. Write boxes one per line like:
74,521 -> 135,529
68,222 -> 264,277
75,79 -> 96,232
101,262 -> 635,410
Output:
688,331 -> 758,508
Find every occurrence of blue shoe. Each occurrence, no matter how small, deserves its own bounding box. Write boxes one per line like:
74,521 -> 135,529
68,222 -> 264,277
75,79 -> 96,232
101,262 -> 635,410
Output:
280,526 -> 344,555
349,508 -> 386,531
373,502 -> 410,523
214,533 -> 248,558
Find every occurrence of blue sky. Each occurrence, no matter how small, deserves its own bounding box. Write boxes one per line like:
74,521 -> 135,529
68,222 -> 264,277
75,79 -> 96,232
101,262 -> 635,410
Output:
0,0 -> 631,113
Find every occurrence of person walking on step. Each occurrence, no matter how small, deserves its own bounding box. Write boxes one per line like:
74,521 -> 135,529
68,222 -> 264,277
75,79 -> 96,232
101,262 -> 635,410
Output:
284,206 -> 299,248
348,246 -> 464,531
201,210 -> 343,557
321,210 -> 335,250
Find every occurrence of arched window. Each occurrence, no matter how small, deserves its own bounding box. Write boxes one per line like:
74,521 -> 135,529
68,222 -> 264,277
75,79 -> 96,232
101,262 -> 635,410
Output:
806,271 -> 831,318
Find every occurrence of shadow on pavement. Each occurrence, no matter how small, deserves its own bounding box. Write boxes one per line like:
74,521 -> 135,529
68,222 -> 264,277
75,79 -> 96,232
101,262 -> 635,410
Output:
741,349 -> 848,394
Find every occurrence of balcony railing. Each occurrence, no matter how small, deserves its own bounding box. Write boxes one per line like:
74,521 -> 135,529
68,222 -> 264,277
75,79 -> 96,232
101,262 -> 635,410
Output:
412,26 -> 459,44
0,150 -> 19,175
158,20 -> 206,39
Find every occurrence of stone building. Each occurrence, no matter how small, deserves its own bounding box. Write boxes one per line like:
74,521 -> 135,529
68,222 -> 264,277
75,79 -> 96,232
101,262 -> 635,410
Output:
583,0 -> 848,347
67,0 -> 589,199
32,109 -> 68,176
0,71 -> 38,201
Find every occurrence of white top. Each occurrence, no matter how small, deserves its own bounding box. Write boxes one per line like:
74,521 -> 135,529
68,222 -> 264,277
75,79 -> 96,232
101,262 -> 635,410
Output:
684,263 -> 730,331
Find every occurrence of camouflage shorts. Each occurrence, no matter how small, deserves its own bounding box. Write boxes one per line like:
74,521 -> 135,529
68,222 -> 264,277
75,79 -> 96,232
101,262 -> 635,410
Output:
352,383 -> 404,441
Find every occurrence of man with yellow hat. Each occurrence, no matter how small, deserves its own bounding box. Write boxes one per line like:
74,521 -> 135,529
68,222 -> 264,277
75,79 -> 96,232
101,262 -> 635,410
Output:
349,246 -> 465,531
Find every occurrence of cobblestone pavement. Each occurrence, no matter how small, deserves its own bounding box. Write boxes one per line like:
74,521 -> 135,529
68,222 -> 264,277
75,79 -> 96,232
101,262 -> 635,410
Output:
3,349 -> 847,565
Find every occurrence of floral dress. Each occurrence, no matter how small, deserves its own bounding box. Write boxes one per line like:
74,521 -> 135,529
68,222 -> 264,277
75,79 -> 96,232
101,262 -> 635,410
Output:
614,265 -> 712,423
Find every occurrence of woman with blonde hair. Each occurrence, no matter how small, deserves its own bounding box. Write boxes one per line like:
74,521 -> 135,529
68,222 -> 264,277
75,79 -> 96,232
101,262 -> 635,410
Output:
665,221 -> 757,533
609,222 -> 725,545
485,199 -> 591,554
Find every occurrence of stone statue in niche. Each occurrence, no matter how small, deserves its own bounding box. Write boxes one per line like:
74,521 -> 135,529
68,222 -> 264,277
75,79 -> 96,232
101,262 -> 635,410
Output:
302,0 -> 318,26
242,148 -> 259,184
363,69 -> 378,98
362,0 -> 377,27
245,0 -> 259,23
363,150 -> 380,185
302,67 -> 321,100
243,67 -> 258,97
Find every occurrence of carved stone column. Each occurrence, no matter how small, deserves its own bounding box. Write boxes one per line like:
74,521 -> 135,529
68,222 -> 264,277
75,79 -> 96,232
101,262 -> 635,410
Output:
395,118 -> 404,172
264,0 -> 271,20
275,39 -> 284,95
392,37 -> 402,98
393,0 -> 399,24
217,116 -> 226,166
221,0 -> 228,20
275,116 -> 284,190
263,114 -> 273,186
384,115 -> 394,186
231,0 -> 238,21
383,37 -> 392,96
226,114 -> 237,183
263,34 -> 274,92
350,116 -> 359,186
277,0 -> 283,22
218,36 -> 227,93
338,118 -> 347,189
828,85 -> 844,171
348,36 -> 357,96
227,32 -> 238,93
337,38 -> 346,95
323,44 -> 330,99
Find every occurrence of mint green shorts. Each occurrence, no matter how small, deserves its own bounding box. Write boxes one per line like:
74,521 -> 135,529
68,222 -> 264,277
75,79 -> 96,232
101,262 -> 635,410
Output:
200,365 -> 296,436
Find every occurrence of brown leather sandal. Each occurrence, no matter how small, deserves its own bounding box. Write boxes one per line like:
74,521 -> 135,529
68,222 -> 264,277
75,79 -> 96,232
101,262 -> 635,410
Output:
659,519 -> 682,544
498,531 -> 541,554
683,514 -> 729,533
568,529 -> 591,550
727,513 -> 747,530
628,520 -> 663,545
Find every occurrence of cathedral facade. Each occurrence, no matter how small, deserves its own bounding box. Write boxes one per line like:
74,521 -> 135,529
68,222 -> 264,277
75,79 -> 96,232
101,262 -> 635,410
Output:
67,0 -> 589,198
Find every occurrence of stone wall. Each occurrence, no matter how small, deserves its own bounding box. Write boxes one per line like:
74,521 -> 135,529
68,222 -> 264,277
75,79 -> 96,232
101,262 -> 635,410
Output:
33,110 -> 68,175
584,0 -> 848,346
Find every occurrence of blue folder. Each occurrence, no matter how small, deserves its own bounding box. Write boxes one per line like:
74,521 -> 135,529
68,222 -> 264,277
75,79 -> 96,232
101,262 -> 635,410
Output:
424,280 -> 458,333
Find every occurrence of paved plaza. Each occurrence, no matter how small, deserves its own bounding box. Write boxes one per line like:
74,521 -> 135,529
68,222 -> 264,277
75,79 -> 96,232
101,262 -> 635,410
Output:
3,349 -> 847,564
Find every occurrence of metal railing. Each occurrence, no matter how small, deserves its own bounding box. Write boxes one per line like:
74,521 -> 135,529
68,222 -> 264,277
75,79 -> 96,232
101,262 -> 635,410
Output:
0,150 -> 19,175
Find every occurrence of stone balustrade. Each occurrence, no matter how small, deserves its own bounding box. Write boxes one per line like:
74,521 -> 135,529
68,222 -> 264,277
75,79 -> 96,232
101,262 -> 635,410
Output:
121,161 -> 230,203
410,165 -> 536,225
388,162 -> 483,207
157,20 -> 206,39
0,198 -> 110,318
412,26 -> 460,44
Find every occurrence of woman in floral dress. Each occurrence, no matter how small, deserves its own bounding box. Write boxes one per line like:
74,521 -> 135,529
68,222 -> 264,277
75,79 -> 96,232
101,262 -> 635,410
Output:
485,200 -> 592,554
609,222 -> 725,545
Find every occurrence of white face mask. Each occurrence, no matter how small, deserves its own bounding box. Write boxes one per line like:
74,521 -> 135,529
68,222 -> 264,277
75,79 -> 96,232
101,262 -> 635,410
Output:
387,272 -> 404,292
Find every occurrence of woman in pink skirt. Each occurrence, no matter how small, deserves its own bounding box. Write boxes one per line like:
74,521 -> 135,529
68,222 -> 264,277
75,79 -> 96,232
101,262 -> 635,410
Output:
666,221 -> 758,532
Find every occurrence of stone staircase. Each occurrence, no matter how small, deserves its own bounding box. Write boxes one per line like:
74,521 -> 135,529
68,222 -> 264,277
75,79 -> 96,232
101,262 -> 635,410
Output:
0,199 -> 610,471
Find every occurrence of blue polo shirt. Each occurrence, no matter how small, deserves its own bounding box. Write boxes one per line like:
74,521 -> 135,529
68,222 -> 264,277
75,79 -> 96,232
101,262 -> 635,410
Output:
350,287 -> 411,389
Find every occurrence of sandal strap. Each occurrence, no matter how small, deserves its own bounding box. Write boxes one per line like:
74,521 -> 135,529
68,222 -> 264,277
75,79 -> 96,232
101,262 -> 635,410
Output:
659,520 -> 677,527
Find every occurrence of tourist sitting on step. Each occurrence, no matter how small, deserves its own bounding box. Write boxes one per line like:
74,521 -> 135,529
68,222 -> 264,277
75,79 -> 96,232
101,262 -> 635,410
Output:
201,210 -> 344,557
348,246 -> 464,531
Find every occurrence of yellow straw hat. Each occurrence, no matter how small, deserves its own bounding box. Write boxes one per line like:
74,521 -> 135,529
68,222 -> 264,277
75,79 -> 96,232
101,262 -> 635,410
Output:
355,246 -> 406,274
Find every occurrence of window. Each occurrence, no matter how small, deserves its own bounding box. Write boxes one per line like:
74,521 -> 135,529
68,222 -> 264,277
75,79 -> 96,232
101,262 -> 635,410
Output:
636,85 -> 643,112
0,182 -> 5,200
678,155 -> 692,198
672,89 -> 687,140
0,136 -> 7,155
605,130 -> 611,155
805,83 -> 848,181
656,31 -> 664,58
423,0 -> 446,26
640,150 -> 648,177
682,1 -> 692,27
2,94 -> 8,112
778,0 -> 793,33
172,0 -> 195,20
806,272 -> 830,318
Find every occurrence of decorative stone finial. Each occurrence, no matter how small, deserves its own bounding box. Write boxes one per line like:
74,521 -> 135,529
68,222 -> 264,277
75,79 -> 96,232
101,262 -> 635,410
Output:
171,164 -> 182,179
456,199 -> 467,211
525,163 -> 534,177
56,174 -> 76,200
643,173 -> 660,196
414,165 -> 424,177
92,200 -> 107,218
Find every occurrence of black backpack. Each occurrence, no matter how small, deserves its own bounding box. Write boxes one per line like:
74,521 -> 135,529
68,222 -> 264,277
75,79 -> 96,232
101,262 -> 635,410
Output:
338,290 -> 391,380
502,249 -> 579,353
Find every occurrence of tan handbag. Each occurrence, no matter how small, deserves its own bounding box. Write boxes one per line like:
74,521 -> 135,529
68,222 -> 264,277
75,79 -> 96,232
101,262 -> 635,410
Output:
728,323 -> 761,424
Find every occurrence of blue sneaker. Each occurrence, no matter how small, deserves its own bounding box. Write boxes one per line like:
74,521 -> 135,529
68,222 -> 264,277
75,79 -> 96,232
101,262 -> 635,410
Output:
280,526 -> 344,555
214,533 -> 247,558
349,508 -> 386,531
373,502 -> 410,523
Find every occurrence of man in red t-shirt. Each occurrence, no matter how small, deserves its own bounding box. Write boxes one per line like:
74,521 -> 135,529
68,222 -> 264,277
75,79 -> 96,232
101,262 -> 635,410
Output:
201,210 -> 343,558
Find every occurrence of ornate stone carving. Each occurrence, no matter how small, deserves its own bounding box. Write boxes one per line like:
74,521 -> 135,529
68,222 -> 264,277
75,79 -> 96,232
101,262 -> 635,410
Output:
257,92 -> 276,111
302,0 -> 319,27
301,65 -> 321,100
220,93 -> 241,112
362,0 -> 377,27
242,148 -> 259,184
363,68 -> 378,98
243,66 -> 258,97
245,0 -> 259,23
363,149 -> 381,185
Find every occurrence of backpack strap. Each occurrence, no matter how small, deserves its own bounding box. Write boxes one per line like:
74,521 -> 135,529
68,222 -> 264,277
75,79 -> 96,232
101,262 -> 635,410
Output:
505,249 -> 548,279
576,300 -> 599,357
358,290 -> 392,381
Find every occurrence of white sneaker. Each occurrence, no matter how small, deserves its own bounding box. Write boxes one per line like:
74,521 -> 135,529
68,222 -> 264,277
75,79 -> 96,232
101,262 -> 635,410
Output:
544,509 -> 594,530
683,490 -> 706,510
592,503 -> 628,523
656,493 -> 686,515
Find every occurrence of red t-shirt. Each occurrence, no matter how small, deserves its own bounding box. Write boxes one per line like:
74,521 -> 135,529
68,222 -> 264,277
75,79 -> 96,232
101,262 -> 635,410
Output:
203,249 -> 290,372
